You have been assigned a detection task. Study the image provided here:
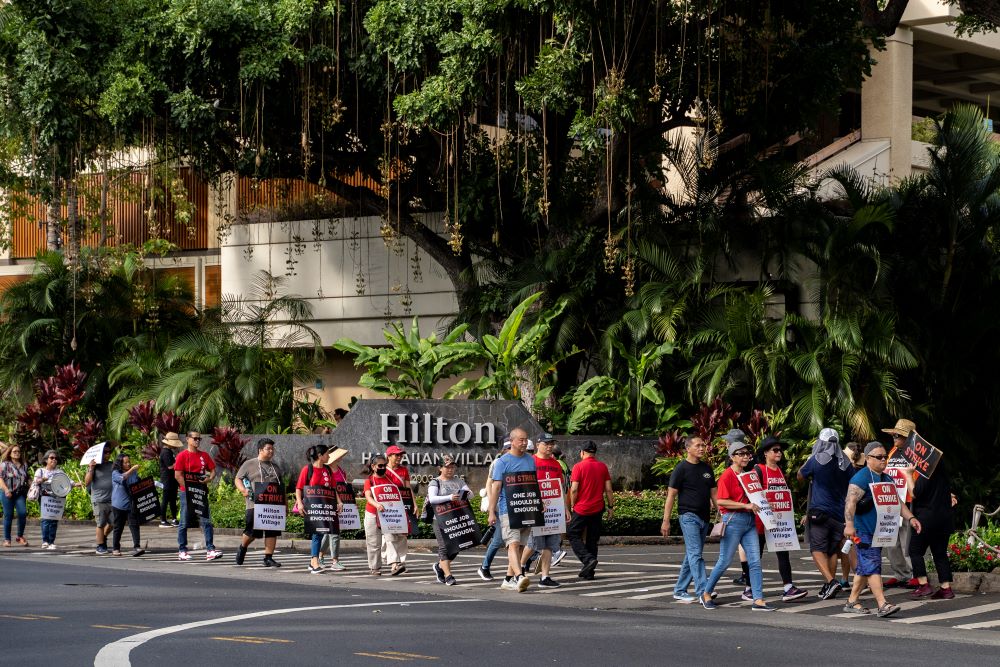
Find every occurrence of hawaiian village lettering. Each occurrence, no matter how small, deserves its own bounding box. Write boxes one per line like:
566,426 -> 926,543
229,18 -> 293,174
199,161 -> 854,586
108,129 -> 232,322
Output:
361,451 -> 496,466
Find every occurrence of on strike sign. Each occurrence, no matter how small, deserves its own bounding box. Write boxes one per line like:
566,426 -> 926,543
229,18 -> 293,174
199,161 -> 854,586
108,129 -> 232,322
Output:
374,484 -> 408,534
737,471 -> 777,531
901,432 -> 943,479
762,489 -> 800,551
871,482 -> 902,547
531,478 -> 566,536
253,482 -> 287,532
503,471 -> 544,528
336,482 -> 362,531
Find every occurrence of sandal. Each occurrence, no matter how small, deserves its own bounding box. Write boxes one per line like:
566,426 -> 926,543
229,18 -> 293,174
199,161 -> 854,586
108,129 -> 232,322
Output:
2,541 -> 10,547
15,536 -> 28,546
876,603 -> 901,618
843,601 -> 870,615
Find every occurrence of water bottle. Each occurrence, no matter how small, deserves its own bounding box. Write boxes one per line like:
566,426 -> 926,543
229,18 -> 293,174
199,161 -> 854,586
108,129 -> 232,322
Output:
841,535 -> 860,554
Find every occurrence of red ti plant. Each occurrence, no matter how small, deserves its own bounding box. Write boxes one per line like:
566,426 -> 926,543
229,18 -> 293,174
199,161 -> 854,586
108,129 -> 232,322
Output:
657,430 -> 687,458
71,418 -> 105,459
211,426 -> 248,473
741,409 -> 772,447
127,400 -> 157,435
154,411 -> 182,437
689,397 -> 741,443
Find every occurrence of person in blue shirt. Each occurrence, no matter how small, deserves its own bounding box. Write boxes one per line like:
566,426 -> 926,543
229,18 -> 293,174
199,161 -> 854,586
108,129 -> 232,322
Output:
487,428 -> 537,592
110,453 -> 145,557
842,441 -> 922,618
797,427 -> 855,600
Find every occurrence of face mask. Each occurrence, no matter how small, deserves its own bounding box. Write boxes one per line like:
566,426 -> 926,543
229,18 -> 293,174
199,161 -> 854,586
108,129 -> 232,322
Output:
375,466 -> 386,474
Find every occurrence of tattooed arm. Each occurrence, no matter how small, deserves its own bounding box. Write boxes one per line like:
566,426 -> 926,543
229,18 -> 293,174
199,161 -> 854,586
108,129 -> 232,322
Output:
843,484 -> 865,538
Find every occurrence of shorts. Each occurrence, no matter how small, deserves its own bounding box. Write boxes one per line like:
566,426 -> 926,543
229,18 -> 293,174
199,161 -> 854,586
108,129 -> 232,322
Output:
92,502 -> 113,528
855,536 -> 882,576
807,515 -> 845,555
499,514 -> 531,547
528,532 -> 561,552
243,508 -> 282,539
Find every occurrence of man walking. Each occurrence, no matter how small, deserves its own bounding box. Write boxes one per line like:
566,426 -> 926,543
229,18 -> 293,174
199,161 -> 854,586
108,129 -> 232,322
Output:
84,445 -> 114,555
798,428 -> 855,600
234,438 -> 283,567
660,436 -> 717,603
568,441 -> 614,580
174,431 -> 222,562
159,432 -> 182,527
518,433 -> 570,588
487,428 -> 536,592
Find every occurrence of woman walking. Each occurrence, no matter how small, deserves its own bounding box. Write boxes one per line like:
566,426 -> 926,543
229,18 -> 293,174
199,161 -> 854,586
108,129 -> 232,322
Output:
294,445 -> 335,575
383,444 -> 411,575
320,446 -> 348,571
702,436 -> 775,611
428,456 -> 472,586
110,453 -> 145,557
33,450 -> 73,549
363,455 -> 394,576
1,444 -> 30,547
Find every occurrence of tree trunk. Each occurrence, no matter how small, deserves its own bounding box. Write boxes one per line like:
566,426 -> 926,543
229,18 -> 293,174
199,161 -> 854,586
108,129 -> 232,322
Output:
45,178 -> 62,252
66,179 -> 79,261
99,154 -> 110,247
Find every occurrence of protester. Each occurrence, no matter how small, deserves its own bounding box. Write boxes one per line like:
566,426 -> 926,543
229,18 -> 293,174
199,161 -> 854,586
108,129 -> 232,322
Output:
110,452 -> 144,557
33,450 -> 74,549
0,443 -> 30,547
295,444 -> 335,574
567,440 -> 614,580
320,447 -> 349,571
477,440 -> 510,581
487,428 -> 536,592
753,436 -> 808,602
174,431 -> 222,562
333,408 -> 348,424
702,434 -> 775,611
383,444 -> 411,575
908,456 -> 955,599
159,432 -> 182,527
84,444 -> 115,555
842,441 -> 922,617
837,441 -> 865,587
881,418 -> 919,589
363,455 -> 401,576
550,443 -> 570,566
235,438 -> 283,568
428,456 -> 472,586
797,427 -> 855,600
660,436 -> 717,604
518,434 -> 570,588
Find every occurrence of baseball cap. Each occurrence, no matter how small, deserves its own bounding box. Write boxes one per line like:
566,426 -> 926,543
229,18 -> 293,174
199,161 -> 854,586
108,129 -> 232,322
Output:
385,444 -> 405,455
728,441 -> 752,458
538,432 -> 556,443
582,441 -> 597,453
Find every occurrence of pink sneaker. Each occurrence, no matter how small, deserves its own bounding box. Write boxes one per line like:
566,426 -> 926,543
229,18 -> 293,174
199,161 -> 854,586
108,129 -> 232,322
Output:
178,551 -> 192,561
205,549 -> 223,561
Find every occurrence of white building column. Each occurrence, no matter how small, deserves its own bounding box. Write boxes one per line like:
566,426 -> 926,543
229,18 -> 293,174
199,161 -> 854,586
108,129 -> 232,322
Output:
861,27 -> 914,182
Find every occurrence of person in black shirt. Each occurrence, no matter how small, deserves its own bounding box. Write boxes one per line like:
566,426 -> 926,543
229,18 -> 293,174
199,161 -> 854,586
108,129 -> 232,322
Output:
661,437 -> 717,603
908,458 -> 956,599
159,432 -> 182,526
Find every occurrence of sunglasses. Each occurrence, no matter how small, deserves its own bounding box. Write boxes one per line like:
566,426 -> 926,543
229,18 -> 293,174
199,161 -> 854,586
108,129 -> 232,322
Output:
47,456 -> 58,461
867,454 -> 888,461
733,451 -> 752,457
766,448 -> 782,454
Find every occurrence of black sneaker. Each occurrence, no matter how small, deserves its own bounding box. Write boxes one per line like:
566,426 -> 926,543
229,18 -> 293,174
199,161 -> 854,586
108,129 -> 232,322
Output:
477,566 -> 493,581
95,545 -> 108,555
538,576 -> 561,588
433,562 -> 445,584
235,545 -> 247,566
444,575 -> 457,586
158,520 -> 170,528
263,555 -> 280,568
732,574 -> 747,586
819,580 -> 841,600
131,548 -> 145,557
578,559 -> 598,579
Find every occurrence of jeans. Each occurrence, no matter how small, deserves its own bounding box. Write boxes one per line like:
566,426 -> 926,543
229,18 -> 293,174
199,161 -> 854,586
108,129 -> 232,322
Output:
705,512 -> 764,601
177,491 -> 214,552
320,533 -> 340,560
40,519 -> 58,544
567,510 -> 603,565
1,491 -> 28,541
481,521 -> 505,569
311,533 -> 323,558
674,513 -> 710,596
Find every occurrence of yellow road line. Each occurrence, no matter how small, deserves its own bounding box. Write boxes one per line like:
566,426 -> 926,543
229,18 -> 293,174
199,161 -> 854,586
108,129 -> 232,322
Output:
211,637 -> 269,645
354,652 -> 411,661
0,614 -> 60,620
228,636 -> 294,643
92,624 -> 153,630
382,652 -> 439,660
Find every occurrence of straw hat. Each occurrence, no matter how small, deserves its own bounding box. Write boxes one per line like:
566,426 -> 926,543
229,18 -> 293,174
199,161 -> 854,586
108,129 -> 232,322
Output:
881,419 -> 916,438
326,447 -> 349,465
161,432 -> 184,449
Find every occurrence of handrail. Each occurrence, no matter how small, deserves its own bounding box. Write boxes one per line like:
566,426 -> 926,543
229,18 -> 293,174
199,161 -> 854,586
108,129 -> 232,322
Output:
801,129 -> 862,168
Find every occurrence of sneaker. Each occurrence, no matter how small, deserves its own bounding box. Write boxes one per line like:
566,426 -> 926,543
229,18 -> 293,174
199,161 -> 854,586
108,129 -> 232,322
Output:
444,575 -> 457,586
819,580 -> 841,600
328,561 -> 346,571
578,559 -> 598,579
552,549 -> 567,567
319,556 -> 327,566
159,520 -> 171,528
477,566 -> 494,581
95,545 -> 108,555
41,542 -> 50,549
910,583 -> 933,598
701,595 -> 717,610
525,552 -> 540,574
930,587 -> 955,600
883,577 -> 902,588
178,551 -> 191,561
263,555 -> 281,568
781,586 -> 809,602
838,579 -> 849,589
235,545 -> 247,566
131,548 -> 145,557
47,544 -> 57,550
741,587 -> 753,601
433,562 -> 445,584
205,549 -> 223,561
170,519 -> 179,527
515,575 -> 531,592
751,603 -> 776,612
538,576 -> 561,588
710,592 -> 719,600
499,578 -> 518,591
732,574 -> 747,586
904,577 -> 920,589
308,565 -> 323,575
673,591 -> 696,604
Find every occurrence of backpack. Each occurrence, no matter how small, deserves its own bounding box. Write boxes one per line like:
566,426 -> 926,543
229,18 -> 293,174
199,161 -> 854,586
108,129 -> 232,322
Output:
419,479 -> 439,524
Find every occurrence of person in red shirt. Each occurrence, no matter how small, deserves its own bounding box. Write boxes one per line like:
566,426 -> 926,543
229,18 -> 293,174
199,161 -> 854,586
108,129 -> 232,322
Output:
173,431 -> 221,562
382,444 -> 411,575
567,441 -> 613,580
518,435 -> 571,587
363,455 -> 397,576
294,444 -> 336,574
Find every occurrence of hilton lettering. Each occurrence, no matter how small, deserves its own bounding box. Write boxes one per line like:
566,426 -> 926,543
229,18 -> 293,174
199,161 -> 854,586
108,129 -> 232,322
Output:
380,413 -> 496,445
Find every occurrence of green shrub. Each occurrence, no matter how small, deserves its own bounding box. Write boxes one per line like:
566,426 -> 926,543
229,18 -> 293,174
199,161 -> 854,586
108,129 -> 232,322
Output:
949,524 -> 1000,572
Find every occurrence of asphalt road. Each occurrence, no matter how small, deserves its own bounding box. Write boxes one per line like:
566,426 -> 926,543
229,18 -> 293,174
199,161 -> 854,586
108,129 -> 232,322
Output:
1,545 -> 998,666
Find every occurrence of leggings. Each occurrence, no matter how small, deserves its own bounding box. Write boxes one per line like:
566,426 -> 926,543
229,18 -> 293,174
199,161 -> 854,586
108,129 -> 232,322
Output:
909,523 -> 953,583
111,507 -> 140,551
741,533 -> 794,585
